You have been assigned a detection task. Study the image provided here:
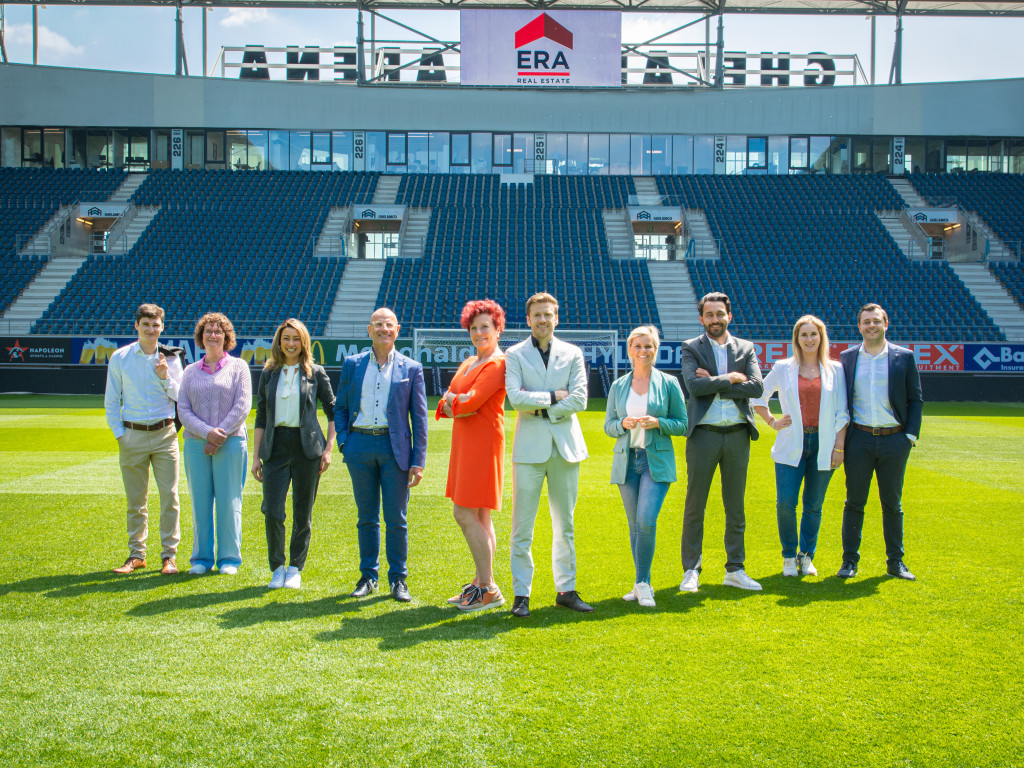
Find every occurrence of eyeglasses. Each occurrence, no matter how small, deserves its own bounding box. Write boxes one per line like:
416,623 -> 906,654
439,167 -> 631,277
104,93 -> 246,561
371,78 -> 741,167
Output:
203,328 -> 225,337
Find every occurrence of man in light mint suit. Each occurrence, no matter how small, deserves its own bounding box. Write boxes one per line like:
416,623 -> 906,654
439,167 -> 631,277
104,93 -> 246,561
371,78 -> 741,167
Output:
504,292 -> 592,618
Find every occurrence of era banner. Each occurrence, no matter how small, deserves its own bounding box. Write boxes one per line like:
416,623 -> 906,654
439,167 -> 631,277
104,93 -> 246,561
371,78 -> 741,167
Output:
461,10 -> 621,87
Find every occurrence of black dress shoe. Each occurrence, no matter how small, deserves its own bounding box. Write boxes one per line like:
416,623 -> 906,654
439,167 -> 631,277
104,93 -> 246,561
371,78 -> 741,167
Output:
350,576 -> 378,597
391,580 -> 412,602
511,595 -> 530,618
887,560 -> 916,581
555,590 -> 594,612
836,561 -> 858,579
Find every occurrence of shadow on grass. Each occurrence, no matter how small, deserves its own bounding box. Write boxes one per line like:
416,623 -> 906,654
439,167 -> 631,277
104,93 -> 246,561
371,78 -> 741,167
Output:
756,573 -> 889,606
128,584 -> 268,616
214,592 -> 395,627
0,569 -> 180,599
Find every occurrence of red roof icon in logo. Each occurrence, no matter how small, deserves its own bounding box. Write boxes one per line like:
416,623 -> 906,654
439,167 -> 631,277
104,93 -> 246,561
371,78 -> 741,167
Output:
514,13 -> 574,50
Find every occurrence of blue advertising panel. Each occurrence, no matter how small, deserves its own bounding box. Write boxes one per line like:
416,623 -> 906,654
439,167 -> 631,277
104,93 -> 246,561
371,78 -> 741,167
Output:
964,343 -> 1024,373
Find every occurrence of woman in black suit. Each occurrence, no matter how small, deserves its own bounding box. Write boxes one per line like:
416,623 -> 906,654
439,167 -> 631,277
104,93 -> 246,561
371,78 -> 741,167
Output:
252,318 -> 336,590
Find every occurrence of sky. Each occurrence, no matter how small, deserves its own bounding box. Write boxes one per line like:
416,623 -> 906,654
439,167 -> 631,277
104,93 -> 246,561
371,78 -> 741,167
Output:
1,4 -> 1022,85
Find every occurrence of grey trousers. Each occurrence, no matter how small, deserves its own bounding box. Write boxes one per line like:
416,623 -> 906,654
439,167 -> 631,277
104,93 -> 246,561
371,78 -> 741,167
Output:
681,426 -> 751,573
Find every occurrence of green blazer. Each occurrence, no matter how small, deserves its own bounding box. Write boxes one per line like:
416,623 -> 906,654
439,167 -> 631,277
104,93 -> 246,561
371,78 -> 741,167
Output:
604,367 -> 688,484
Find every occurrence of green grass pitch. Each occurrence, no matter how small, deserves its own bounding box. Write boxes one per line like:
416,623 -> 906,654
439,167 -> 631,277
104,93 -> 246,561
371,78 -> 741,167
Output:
1,394 -> 1022,767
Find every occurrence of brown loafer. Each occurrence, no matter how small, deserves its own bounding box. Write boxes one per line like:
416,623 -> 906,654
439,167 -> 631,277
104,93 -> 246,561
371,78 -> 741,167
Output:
113,556 -> 146,574
161,557 -> 179,575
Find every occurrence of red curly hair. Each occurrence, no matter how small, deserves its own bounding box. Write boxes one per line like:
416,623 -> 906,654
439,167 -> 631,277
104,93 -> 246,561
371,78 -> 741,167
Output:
460,299 -> 506,334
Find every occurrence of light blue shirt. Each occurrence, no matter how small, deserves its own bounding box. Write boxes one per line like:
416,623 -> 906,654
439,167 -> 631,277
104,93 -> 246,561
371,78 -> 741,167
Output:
851,342 -> 916,441
698,335 -> 744,427
353,348 -> 394,428
104,341 -> 183,439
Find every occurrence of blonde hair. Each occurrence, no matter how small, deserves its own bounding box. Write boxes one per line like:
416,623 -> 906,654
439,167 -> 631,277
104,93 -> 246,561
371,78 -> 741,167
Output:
791,315 -> 830,368
627,325 -> 661,353
266,318 -> 313,377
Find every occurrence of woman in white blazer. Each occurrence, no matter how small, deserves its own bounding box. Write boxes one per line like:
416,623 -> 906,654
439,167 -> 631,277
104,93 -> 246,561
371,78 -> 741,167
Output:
753,315 -> 849,578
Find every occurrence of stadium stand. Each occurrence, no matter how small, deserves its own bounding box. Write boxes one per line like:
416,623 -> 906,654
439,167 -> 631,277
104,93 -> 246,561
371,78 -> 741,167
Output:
385,173 -> 656,332
909,172 -> 1024,249
989,261 -> 1024,308
656,174 -> 1003,340
33,170 -> 378,336
0,168 -> 126,313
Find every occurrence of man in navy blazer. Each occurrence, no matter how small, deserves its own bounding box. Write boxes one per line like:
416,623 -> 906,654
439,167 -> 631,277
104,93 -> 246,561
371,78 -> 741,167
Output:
336,307 -> 428,602
838,303 -> 923,581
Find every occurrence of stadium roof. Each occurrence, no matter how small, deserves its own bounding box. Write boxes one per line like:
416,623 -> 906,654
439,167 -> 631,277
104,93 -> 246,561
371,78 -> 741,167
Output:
6,0 -> 1024,16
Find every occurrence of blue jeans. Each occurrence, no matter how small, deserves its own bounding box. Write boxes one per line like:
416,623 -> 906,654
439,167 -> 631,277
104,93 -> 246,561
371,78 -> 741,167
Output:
184,436 -> 247,570
774,431 -> 834,559
616,448 -> 670,584
342,432 -> 409,584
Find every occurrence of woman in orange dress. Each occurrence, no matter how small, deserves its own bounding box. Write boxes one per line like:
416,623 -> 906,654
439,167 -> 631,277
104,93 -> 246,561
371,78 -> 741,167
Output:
436,299 -> 507,612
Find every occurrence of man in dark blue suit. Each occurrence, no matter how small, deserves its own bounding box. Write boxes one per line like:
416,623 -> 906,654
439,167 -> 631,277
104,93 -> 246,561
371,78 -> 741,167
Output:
336,307 -> 428,602
838,303 -> 923,581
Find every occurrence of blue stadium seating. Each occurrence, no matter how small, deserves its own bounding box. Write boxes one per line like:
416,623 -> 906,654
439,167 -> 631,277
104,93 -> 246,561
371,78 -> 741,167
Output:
0,168 -> 126,312
34,170 -> 378,336
909,172 -> 1024,250
989,261 -> 1024,308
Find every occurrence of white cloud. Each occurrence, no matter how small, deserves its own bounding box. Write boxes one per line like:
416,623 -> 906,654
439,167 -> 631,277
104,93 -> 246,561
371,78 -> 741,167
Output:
219,8 -> 276,29
4,22 -> 85,59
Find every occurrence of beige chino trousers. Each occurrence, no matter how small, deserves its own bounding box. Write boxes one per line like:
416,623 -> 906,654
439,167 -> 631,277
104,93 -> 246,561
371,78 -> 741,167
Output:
118,424 -> 181,560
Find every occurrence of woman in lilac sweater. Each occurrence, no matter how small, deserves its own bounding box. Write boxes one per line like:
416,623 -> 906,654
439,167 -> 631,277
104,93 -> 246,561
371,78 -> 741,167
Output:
178,312 -> 252,575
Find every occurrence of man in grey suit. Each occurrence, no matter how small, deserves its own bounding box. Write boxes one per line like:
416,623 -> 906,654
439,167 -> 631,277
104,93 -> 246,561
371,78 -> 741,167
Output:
679,292 -> 764,593
505,293 -> 593,617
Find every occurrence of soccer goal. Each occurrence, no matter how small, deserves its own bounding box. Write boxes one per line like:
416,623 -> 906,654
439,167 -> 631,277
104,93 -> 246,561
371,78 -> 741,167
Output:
413,328 -> 621,381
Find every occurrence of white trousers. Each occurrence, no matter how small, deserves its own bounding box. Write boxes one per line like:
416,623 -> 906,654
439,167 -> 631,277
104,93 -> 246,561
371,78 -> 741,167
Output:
510,447 -> 580,596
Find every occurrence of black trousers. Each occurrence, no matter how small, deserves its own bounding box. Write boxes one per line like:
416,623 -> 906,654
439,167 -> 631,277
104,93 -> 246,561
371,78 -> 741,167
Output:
262,427 -> 321,571
842,428 -> 912,565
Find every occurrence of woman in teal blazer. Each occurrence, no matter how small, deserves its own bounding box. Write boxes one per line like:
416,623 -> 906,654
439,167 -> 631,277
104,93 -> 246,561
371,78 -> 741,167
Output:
604,325 -> 687,608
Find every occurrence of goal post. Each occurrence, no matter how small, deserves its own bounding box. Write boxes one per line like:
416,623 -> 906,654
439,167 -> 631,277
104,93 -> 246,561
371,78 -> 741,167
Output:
413,328 -> 620,382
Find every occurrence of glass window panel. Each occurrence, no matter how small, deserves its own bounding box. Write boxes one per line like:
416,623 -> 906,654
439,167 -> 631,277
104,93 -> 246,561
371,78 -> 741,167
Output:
408,132 -> 428,173
809,136 -> 832,174
332,131 -> 352,170
588,133 -> 609,175
967,140 -> 987,172
111,131 -> 130,169
2,127 -> 21,167
945,140 -> 966,173
650,134 -> 671,175
22,129 -> 43,167
547,133 -> 567,175
68,130 -> 87,168
492,133 -> 512,167
789,137 -> 809,169
925,139 -> 944,173
747,137 -> 767,170
513,133 -> 533,174
151,130 -> 171,170
87,130 -> 112,170
429,132 -> 450,172
630,135 -> 645,175
127,131 -> 147,171
289,130 -> 311,170
903,137 -> 925,175
830,137 -> 850,174
386,132 -> 406,165
609,134 -> 630,175
1009,139 -> 1024,174
672,135 -> 692,175
451,133 -> 470,166
247,130 -> 268,171
364,131 -> 385,172
312,132 -> 332,166
471,132 -> 491,173
694,135 -> 714,174
227,130 -> 248,170
988,139 -> 1005,174
42,129 -> 66,169
768,136 -> 787,175
726,135 -> 745,175
205,130 -> 226,168
268,130 -> 289,171
872,139 -> 890,174
567,133 -> 587,175
184,130 -> 204,169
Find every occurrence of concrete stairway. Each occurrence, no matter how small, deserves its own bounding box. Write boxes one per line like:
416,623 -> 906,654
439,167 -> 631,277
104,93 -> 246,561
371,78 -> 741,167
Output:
325,259 -> 388,337
966,216 -> 1015,261
682,209 -> 720,259
107,173 -> 148,204
0,257 -> 87,334
372,175 -> 401,205
877,211 -> 925,259
400,208 -> 431,259
889,177 -> 927,209
18,208 -> 70,258
602,209 -> 634,259
646,261 -> 701,341
315,208 -> 351,257
950,263 -> 1024,341
632,176 -> 662,204
107,206 -> 161,256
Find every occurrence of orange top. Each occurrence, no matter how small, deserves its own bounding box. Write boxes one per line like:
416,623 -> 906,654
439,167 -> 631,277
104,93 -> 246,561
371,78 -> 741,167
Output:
798,375 -> 821,428
435,355 -> 506,510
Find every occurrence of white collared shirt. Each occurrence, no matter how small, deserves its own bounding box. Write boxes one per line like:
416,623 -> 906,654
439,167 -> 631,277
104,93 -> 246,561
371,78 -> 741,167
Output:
698,334 -> 744,427
104,341 -> 183,439
274,364 -> 301,427
851,342 -> 901,429
353,349 -> 394,428
625,387 -> 649,448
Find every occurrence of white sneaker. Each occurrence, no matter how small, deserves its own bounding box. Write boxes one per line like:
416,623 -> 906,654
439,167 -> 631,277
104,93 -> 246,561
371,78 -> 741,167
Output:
723,570 -> 762,591
782,557 -> 798,577
623,583 -> 639,601
635,582 -> 656,607
799,554 -> 818,576
679,569 -> 700,593
219,565 -> 238,576
268,566 -> 286,589
284,566 -> 301,589
189,564 -> 208,575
